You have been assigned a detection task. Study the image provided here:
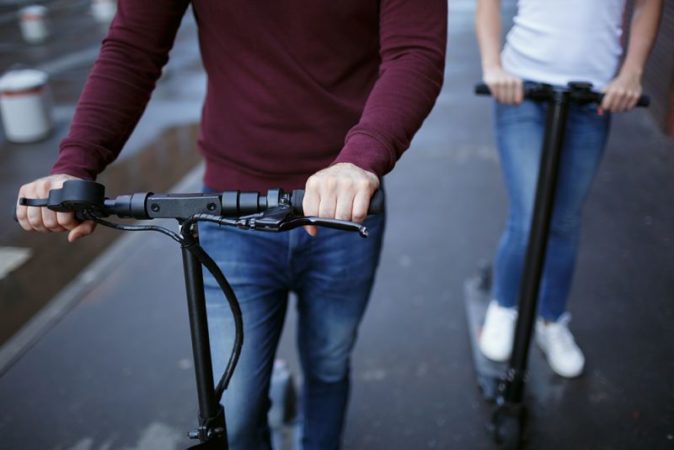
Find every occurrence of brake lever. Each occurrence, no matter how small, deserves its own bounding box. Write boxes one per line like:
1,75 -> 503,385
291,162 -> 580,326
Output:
279,216 -> 368,237
19,198 -> 49,207
237,207 -> 368,237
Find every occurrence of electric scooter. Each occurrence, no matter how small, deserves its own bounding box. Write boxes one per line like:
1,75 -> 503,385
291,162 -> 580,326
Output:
17,180 -> 383,449
465,81 -> 649,449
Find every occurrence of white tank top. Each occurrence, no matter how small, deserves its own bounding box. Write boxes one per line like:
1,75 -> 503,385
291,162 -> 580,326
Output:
502,0 -> 627,90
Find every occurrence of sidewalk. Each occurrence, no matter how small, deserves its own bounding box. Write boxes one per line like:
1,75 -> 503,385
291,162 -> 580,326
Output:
0,3 -> 204,343
1,2 -> 674,449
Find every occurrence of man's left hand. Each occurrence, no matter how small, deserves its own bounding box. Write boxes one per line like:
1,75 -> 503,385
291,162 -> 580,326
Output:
302,162 -> 379,236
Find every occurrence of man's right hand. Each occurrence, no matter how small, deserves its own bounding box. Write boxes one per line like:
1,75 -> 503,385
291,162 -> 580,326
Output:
483,65 -> 524,104
16,174 -> 96,242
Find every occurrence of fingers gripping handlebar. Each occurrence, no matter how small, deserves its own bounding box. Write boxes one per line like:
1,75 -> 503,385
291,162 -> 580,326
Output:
290,188 -> 385,217
474,81 -> 650,107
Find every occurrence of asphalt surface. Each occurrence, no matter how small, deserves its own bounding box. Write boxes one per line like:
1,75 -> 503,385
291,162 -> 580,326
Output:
0,0 -> 203,343
1,1 -> 673,449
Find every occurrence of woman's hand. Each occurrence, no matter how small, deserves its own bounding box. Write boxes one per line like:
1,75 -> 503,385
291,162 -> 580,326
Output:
483,65 -> 524,105
599,70 -> 643,114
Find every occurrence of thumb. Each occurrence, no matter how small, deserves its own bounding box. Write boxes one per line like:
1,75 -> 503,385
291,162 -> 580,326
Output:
68,221 -> 96,242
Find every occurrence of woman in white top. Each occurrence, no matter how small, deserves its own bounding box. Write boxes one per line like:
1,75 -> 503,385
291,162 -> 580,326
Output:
475,0 -> 663,377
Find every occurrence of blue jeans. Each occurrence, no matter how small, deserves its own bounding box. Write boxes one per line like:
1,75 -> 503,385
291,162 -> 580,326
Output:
199,208 -> 385,450
492,100 -> 611,320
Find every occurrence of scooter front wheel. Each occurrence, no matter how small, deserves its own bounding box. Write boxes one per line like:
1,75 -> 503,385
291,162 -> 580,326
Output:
490,403 -> 525,450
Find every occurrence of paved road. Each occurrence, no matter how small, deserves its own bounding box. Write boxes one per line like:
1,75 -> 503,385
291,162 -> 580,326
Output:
0,3 -> 204,343
1,1 -> 673,449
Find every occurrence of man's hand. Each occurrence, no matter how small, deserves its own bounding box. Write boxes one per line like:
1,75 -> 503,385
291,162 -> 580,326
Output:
302,162 -> 379,236
599,70 -> 643,114
16,174 -> 96,242
483,65 -> 524,105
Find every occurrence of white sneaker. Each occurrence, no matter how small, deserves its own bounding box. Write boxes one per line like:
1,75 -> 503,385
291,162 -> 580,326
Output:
536,313 -> 585,378
479,300 -> 518,362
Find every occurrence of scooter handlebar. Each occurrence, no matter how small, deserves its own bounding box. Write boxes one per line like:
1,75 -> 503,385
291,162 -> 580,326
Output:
474,82 -> 650,107
15,180 -> 385,222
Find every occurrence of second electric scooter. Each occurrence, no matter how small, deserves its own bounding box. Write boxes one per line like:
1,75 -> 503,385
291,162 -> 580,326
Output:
465,81 -> 649,449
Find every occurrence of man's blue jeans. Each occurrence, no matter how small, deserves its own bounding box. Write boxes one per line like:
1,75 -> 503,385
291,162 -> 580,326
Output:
199,209 -> 385,450
492,100 -> 611,321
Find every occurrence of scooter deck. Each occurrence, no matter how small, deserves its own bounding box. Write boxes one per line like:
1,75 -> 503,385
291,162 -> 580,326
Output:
463,273 -> 507,401
464,270 -> 548,402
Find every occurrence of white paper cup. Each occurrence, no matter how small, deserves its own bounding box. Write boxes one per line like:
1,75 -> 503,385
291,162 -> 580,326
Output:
91,0 -> 116,23
18,5 -> 49,44
0,69 -> 53,143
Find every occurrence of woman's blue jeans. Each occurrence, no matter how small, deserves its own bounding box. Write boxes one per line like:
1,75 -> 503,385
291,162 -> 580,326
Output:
198,209 -> 385,450
492,100 -> 611,321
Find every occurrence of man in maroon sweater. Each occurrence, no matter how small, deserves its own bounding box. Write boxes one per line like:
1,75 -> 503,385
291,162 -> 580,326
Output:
16,1 -> 446,448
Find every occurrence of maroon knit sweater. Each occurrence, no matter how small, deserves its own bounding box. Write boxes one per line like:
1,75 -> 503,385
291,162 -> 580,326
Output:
52,0 -> 446,192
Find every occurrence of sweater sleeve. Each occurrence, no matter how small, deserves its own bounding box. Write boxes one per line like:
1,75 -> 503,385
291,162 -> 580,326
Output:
51,0 -> 190,179
332,0 -> 447,178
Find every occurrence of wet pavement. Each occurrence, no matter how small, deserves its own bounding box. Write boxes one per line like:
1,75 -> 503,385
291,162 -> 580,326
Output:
0,1 -> 203,342
1,1 -> 674,449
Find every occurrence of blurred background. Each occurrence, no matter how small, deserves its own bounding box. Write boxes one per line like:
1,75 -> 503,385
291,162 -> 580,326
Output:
0,0 -> 673,449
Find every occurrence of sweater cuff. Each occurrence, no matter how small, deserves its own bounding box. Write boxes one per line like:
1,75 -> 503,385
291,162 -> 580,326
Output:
50,145 -> 101,180
332,132 -> 395,179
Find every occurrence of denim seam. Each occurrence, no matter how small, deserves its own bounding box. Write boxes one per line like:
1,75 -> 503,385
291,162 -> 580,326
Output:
287,229 -> 296,289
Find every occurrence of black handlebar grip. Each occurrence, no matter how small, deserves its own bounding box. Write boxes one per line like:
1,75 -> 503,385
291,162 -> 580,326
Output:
636,95 -> 650,107
475,82 -> 650,108
474,83 -> 491,96
290,189 -> 385,216
594,92 -> 650,108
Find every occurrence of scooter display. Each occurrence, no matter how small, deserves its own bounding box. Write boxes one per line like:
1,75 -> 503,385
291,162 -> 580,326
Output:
465,81 -> 649,449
